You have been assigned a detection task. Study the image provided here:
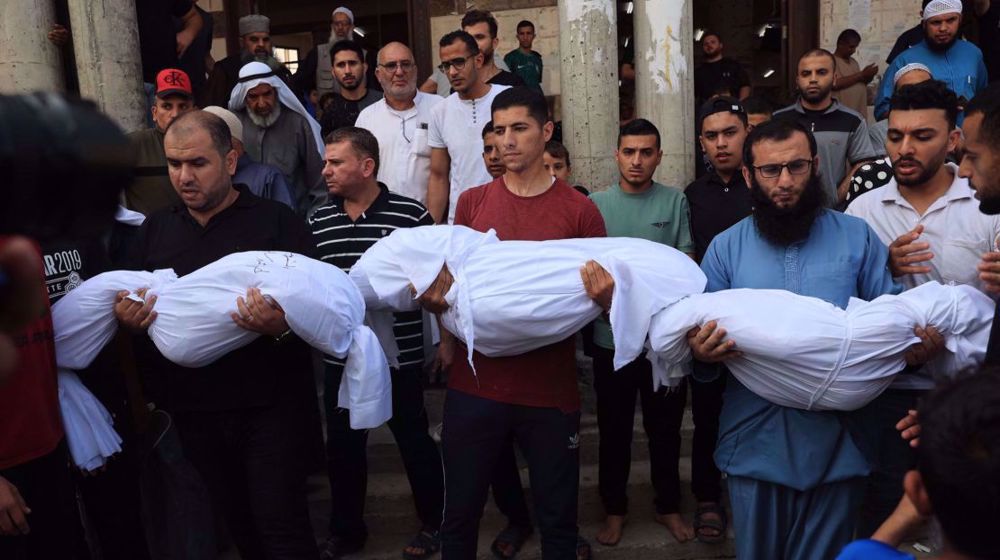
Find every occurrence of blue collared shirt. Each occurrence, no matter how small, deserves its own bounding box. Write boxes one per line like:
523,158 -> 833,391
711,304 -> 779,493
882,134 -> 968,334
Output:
875,39 -> 988,121
702,210 -> 901,490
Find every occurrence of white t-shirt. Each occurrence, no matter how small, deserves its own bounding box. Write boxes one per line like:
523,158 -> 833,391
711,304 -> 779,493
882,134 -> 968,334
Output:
428,84 -> 511,223
846,163 -> 1000,389
355,92 -> 442,205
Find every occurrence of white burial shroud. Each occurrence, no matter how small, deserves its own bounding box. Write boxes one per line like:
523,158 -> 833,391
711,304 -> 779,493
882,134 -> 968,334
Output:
349,224 -> 708,369
51,251 -> 392,429
58,369 -> 123,471
646,281 -> 994,411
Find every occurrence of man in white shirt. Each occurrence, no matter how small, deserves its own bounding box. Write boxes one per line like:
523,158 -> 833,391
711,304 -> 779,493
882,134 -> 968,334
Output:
427,30 -> 511,223
356,42 -> 441,205
846,79 -> 1000,535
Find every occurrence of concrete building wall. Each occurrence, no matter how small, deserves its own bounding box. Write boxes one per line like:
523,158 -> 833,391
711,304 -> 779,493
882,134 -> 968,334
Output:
430,6 -> 562,95
819,0 -> 922,67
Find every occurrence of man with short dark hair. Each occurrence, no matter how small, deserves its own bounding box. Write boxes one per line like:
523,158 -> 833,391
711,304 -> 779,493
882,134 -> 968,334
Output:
775,49 -> 881,206
427,31 -> 511,223
876,0 -> 988,121
588,118 -> 696,547
959,83 -> 1000,361
293,6 -> 379,98
832,29 -> 878,118
419,87 -> 606,559
308,126 -> 441,560
504,20 -> 543,93
461,10 -> 525,88
694,31 -> 751,106
482,121 -> 506,179
836,368 -> 1000,560
320,41 -> 382,138
682,99 -> 754,546
740,96 -> 773,131
846,79 -> 997,535
687,119 -> 938,559
125,68 -> 196,216
115,110 -> 320,559
230,61 -> 327,217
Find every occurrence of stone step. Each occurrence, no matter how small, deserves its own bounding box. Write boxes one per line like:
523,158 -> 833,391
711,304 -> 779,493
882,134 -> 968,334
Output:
309,457 -> 716,525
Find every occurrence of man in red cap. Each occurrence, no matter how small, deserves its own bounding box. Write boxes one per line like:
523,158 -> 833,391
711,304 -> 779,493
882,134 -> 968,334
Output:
123,68 -> 196,216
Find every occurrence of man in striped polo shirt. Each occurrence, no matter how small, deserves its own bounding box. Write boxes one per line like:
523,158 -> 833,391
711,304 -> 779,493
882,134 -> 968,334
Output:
308,127 -> 443,560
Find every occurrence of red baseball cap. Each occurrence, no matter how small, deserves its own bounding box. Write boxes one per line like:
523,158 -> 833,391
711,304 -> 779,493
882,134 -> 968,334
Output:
155,68 -> 193,99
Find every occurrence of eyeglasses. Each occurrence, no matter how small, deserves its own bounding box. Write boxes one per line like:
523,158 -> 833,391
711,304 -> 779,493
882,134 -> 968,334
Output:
753,158 -> 812,178
437,57 -> 468,73
379,60 -> 415,73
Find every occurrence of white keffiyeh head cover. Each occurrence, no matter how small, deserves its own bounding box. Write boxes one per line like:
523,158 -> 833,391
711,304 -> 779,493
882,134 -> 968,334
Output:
922,0 -> 962,20
893,62 -> 933,86
228,61 -> 324,157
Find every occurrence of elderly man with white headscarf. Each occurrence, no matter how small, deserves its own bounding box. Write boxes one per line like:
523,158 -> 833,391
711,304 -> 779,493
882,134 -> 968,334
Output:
230,61 -> 327,217
875,0 -> 988,121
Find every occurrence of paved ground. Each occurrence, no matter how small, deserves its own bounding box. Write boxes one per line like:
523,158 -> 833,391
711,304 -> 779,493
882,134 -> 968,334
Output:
219,349 -> 934,559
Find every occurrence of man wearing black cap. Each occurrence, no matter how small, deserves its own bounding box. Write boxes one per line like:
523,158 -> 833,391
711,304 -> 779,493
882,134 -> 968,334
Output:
124,68 -> 196,217
682,98 -> 752,544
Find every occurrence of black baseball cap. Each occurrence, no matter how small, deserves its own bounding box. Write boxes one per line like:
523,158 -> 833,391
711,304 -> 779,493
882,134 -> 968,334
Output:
698,96 -> 747,126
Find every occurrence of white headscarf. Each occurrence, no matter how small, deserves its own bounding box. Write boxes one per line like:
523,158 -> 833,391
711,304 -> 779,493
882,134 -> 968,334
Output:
228,61 -> 324,156
922,0 -> 962,20
893,63 -> 933,86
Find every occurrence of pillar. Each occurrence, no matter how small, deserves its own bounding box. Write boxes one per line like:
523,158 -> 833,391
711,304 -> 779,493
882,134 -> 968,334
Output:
68,0 -> 145,132
634,0 -> 695,188
0,0 -> 65,93
558,0 -> 620,192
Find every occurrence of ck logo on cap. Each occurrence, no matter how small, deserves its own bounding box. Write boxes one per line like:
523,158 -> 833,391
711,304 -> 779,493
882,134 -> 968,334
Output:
163,71 -> 186,86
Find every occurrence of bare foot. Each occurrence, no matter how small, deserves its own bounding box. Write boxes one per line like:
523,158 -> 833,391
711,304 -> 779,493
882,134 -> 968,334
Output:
655,512 -> 695,543
596,514 -> 625,546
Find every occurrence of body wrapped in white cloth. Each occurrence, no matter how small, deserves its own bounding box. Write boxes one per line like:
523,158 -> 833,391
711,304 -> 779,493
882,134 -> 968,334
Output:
58,370 -> 123,471
646,281 -> 993,411
349,225 -> 707,368
51,252 -> 391,429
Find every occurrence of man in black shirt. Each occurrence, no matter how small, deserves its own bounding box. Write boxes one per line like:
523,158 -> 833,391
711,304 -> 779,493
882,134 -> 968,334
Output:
308,127 -> 442,560
694,31 -> 751,106
681,97 -> 754,544
114,110 -> 319,559
461,10 -> 525,87
319,41 -> 383,138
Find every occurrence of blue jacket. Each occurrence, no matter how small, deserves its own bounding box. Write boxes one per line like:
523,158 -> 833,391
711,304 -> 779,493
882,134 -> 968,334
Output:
875,39 -> 987,121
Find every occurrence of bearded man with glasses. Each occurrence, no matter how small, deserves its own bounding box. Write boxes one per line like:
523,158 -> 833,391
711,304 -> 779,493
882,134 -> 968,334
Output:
688,118 -> 941,560
355,42 -> 442,205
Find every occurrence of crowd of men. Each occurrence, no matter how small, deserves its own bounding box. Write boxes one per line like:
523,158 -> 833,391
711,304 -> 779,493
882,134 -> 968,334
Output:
3,1 -> 1000,560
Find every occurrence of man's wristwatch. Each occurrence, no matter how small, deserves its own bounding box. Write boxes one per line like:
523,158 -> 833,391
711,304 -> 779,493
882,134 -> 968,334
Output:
273,328 -> 293,343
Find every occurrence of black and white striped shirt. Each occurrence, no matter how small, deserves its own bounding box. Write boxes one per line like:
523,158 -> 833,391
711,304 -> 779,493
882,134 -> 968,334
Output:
310,183 -> 434,370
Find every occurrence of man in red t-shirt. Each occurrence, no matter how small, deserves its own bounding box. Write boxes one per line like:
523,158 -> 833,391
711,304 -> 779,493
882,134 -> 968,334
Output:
0,237 -> 84,559
418,87 -> 607,559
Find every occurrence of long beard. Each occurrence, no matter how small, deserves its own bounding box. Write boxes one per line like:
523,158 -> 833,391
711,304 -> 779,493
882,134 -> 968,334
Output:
329,31 -> 351,44
750,172 -> 826,246
248,102 -> 281,129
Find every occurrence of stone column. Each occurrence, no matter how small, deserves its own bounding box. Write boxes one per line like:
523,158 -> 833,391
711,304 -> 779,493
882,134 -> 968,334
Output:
0,0 -> 65,93
68,0 -> 145,132
558,0 -> 620,192
634,0 -> 695,188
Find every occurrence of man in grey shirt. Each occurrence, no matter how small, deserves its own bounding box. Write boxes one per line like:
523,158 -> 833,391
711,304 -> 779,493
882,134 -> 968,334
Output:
775,48 -> 881,207
229,61 -> 326,217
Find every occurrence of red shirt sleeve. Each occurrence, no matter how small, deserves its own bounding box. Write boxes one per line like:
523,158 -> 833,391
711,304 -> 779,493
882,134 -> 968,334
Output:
579,196 -> 607,238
